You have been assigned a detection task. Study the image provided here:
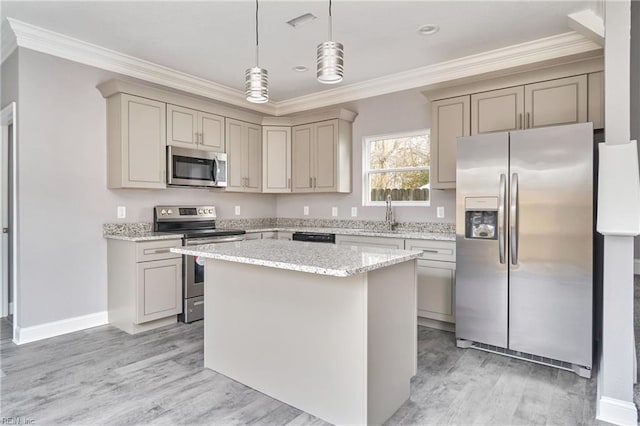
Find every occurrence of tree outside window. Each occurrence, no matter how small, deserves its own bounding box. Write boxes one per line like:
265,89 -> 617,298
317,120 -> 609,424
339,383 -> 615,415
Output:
364,130 -> 430,205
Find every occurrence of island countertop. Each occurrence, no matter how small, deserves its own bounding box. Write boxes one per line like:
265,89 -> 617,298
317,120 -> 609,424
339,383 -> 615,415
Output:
171,239 -> 422,277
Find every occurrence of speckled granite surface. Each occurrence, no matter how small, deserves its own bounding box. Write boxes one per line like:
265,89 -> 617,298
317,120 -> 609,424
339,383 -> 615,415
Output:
243,226 -> 455,241
103,223 -> 182,242
171,239 -> 422,277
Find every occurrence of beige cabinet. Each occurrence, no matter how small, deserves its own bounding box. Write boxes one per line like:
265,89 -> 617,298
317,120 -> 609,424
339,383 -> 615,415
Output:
244,232 -> 262,240
524,75 -> 587,129
262,231 -> 277,239
226,118 -> 262,192
263,126 -> 292,193
405,239 -> 456,324
106,94 -> 166,189
107,238 -> 182,334
277,231 -> 293,240
430,96 -> 470,189
167,104 -> 224,152
471,86 -> 524,135
292,119 -> 352,193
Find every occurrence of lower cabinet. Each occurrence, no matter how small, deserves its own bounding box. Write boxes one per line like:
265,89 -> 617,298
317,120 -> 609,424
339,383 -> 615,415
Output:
277,231 -> 293,240
244,232 -> 262,240
416,260 -> 456,323
335,235 -> 405,249
107,238 -> 183,334
245,231 -> 278,240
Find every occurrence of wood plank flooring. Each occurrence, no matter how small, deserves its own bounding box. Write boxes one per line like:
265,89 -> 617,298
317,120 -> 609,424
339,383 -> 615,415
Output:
1,317 -> 604,425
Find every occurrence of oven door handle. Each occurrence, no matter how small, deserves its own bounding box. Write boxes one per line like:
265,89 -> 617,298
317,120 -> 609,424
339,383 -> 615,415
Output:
185,236 -> 245,246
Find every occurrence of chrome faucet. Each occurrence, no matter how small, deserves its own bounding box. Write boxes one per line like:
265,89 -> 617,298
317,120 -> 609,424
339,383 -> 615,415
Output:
385,194 -> 397,231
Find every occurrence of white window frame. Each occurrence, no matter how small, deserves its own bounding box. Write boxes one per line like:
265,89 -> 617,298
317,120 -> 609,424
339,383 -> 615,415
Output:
362,129 -> 431,207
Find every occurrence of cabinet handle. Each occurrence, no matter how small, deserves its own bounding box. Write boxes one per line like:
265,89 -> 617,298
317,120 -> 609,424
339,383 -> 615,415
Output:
526,112 -> 530,129
195,132 -> 199,143
518,113 -> 523,130
309,177 -> 312,188
146,248 -> 171,255
313,177 -> 317,188
288,178 -> 291,189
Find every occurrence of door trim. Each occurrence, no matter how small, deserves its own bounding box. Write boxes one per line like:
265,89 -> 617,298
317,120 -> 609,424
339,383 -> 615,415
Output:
1,102 -> 18,344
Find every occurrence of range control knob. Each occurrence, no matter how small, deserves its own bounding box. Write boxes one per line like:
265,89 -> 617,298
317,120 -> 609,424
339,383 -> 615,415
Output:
160,209 -> 167,215
207,209 -> 214,214
167,209 -> 173,215
198,209 -> 204,214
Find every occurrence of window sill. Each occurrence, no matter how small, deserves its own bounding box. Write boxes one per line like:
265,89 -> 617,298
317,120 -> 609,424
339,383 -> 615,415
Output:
364,201 -> 431,207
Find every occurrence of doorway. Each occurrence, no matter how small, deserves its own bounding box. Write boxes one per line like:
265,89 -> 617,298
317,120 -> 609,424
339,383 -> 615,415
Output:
1,102 -> 17,343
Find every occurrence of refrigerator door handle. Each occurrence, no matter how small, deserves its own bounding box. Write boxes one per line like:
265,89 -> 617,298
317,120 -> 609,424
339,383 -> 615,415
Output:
498,173 -> 506,264
510,173 -> 519,265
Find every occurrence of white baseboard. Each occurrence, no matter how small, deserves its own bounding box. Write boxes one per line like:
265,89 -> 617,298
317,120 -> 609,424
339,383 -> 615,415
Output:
13,311 -> 108,345
596,396 -> 638,426
634,258 -> 640,275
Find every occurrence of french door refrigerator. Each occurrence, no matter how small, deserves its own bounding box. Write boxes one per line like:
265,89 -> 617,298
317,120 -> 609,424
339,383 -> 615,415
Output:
455,122 -> 593,378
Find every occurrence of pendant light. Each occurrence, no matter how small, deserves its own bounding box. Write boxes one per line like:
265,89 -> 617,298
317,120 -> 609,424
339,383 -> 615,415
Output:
245,0 -> 268,103
316,0 -> 344,84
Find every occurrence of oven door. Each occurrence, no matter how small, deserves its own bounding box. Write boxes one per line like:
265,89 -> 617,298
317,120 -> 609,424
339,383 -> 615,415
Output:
183,235 -> 246,298
167,146 -> 217,187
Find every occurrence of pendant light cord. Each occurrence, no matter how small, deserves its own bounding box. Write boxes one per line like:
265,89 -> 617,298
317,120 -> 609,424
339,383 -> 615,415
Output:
255,0 -> 259,66
328,0 -> 333,41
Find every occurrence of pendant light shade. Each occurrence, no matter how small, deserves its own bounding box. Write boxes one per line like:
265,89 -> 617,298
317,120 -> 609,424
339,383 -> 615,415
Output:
317,0 -> 344,84
246,0 -> 269,103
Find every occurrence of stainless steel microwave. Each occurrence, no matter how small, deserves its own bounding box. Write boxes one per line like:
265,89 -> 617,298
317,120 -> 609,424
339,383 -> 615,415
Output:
167,146 -> 227,188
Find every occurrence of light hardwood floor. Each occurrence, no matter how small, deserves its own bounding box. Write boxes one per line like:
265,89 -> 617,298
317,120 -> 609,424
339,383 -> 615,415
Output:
1,316 -> 605,425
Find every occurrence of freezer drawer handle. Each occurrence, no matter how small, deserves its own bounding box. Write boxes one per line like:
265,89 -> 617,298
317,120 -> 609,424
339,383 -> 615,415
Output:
510,173 -> 519,265
498,173 -> 506,264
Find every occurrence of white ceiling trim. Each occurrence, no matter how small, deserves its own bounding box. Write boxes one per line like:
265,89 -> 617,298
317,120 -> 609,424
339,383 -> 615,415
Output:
5,18 -> 276,115
1,22 -> 17,63
273,32 -> 602,115
5,18 -> 602,116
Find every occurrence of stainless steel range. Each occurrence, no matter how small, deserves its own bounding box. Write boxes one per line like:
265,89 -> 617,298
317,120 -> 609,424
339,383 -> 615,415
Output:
154,205 -> 245,323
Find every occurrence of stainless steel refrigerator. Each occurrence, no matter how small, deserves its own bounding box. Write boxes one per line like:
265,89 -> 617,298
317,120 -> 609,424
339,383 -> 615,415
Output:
455,122 -> 593,378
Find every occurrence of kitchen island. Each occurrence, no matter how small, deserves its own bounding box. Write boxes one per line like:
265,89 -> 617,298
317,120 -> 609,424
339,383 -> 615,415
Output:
172,239 -> 421,425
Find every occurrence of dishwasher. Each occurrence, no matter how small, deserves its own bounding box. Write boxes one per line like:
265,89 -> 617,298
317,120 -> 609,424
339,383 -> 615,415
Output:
292,232 -> 336,244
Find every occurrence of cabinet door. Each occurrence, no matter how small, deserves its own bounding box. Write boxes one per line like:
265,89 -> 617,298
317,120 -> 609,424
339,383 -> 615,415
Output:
588,72 -> 604,130
262,231 -> 277,239
277,232 -> 293,240
524,75 -> 587,129
431,95 -> 470,189
416,259 -> 455,323
167,104 -> 198,149
225,119 -> 245,191
199,112 -> 225,152
335,235 -> 405,249
292,124 -> 314,193
122,94 -> 167,188
245,232 -> 262,240
136,257 -> 182,324
245,124 -> 262,192
263,126 -> 292,193
471,86 -> 524,135
314,120 -> 338,192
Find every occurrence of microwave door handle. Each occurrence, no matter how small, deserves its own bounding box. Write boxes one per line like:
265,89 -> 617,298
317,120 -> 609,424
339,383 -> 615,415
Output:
212,158 -> 218,183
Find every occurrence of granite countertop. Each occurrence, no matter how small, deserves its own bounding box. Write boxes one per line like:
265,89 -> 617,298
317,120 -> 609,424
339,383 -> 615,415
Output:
103,232 -> 184,242
240,226 -> 456,242
171,239 -> 422,277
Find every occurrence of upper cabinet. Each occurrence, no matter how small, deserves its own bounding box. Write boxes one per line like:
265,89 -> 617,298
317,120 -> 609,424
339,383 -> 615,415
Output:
106,94 -> 167,189
226,119 -> 262,192
262,126 -> 292,193
431,96 -> 470,189
431,70 -> 601,188
292,119 -> 352,193
167,104 -> 224,152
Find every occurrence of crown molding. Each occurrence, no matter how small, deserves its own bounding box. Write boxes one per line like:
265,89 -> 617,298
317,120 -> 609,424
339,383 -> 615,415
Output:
272,31 -> 602,115
1,22 -> 17,63
3,18 -> 602,117
5,18 -> 277,115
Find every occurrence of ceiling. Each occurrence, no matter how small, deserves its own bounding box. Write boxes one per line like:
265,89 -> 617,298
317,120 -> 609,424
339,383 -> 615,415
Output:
1,1 -> 597,102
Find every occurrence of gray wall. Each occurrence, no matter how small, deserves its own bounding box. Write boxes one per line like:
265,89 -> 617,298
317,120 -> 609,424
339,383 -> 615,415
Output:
276,89 -> 456,222
1,50 -> 18,107
632,1 -> 640,258
16,49 -> 277,327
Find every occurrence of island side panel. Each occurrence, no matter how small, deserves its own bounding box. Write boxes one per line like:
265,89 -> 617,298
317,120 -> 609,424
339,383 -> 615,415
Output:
204,259 -> 368,425
366,259 -> 417,425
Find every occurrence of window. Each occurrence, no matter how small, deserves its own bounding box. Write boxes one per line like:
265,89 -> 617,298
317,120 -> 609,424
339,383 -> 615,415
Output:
363,130 -> 430,206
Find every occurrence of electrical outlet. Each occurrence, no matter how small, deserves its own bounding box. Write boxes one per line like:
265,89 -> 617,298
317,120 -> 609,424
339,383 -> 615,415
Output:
332,207 -> 338,217
117,206 -> 126,219
303,206 -> 309,216
437,206 -> 445,218
234,205 -> 241,216
351,207 -> 358,217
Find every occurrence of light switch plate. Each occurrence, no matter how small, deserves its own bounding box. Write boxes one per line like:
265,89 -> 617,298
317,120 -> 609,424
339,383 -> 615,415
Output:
303,206 -> 309,216
351,207 -> 357,217
117,206 -> 126,219
234,206 -> 241,216
437,206 -> 445,218
332,207 -> 338,217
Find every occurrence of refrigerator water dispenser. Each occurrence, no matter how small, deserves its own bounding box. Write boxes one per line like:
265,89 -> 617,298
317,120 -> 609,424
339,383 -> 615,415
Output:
464,197 -> 498,240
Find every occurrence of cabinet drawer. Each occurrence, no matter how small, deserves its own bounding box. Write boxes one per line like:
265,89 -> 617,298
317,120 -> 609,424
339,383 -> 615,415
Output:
405,239 -> 455,262
417,259 -> 456,323
335,235 -> 405,249
262,232 -> 277,239
244,232 -> 262,240
135,239 -> 182,262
